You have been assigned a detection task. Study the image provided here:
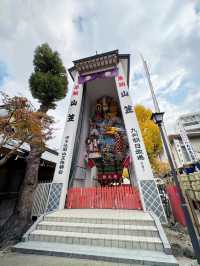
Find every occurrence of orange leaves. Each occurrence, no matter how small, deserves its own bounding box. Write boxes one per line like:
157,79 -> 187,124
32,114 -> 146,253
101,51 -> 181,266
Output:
135,104 -> 152,125
0,93 -> 53,149
135,104 -> 162,159
134,104 -> 169,176
28,111 -> 54,146
151,157 -> 170,176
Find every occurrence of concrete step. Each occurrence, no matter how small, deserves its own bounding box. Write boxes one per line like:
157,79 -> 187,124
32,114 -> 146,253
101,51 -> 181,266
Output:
13,241 -> 178,266
37,221 -> 159,237
29,229 -> 163,251
45,209 -> 155,226
16,209 -> 177,265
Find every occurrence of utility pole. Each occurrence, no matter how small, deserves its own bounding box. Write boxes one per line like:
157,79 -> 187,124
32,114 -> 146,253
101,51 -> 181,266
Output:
152,112 -> 200,264
140,54 -> 177,169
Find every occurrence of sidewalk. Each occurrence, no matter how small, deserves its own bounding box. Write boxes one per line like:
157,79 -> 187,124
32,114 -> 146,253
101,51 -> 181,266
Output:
0,251 -> 197,266
0,252 -> 142,266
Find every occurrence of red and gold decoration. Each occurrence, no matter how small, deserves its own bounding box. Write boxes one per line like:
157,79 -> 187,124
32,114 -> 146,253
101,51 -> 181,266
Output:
86,96 -> 129,185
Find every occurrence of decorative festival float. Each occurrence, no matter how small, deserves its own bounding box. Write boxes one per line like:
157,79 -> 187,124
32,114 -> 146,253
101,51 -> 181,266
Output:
81,95 -> 129,186
47,50 -> 167,223
86,96 -> 130,186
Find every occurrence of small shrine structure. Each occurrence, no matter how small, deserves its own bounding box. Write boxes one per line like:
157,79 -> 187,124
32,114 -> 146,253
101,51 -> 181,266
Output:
46,50 -> 167,223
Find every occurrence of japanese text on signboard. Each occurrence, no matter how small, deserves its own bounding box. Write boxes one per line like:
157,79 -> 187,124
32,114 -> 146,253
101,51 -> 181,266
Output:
67,86 -> 79,122
117,75 -> 129,98
58,136 -> 69,174
131,128 -> 145,161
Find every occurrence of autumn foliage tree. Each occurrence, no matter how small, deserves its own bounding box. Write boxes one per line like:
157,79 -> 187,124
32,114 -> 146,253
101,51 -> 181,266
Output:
151,157 -> 170,177
0,93 -> 53,167
135,104 -> 169,176
0,93 -> 53,246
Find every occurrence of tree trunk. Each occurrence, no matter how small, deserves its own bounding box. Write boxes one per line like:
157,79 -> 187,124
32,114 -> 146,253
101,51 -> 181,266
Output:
14,143 -> 42,221
0,144 -> 42,247
0,104 -> 48,247
38,104 -> 49,113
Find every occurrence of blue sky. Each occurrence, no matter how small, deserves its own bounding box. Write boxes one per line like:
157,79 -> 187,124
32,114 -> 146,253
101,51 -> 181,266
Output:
0,0 -> 200,149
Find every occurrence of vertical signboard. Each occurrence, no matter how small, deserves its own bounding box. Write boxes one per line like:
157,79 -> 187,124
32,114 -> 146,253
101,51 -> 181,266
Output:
178,120 -> 198,163
115,63 -> 155,181
47,73 -> 83,211
115,62 -> 167,223
173,138 -> 185,167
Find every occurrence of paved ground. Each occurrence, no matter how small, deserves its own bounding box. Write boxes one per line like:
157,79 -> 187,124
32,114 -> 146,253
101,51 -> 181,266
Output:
0,252 -> 144,266
0,250 -> 145,266
0,251 -> 198,266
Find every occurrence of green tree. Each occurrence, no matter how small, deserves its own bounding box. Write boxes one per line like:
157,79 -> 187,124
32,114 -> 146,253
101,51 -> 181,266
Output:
22,43 -> 67,223
29,43 -> 67,112
0,44 -> 68,246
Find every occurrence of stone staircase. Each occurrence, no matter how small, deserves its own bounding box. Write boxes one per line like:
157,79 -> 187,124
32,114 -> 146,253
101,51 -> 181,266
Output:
13,209 -> 178,265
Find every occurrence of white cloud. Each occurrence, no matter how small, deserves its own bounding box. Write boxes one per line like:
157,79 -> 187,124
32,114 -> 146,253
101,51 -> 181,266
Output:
0,0 -> 200,148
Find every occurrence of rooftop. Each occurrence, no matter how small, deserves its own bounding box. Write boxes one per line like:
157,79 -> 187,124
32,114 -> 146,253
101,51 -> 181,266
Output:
68,50 -> 130,86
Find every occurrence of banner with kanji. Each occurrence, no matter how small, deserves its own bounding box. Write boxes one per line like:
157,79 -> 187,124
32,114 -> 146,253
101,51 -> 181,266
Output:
115,62 -> 155,181
52,74 -> 83,209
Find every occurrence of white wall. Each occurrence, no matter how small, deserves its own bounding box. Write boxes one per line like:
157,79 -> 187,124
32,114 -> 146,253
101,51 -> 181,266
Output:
171,136 -> 200,166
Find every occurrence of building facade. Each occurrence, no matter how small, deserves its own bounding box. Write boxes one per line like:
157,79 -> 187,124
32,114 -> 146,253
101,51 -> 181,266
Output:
179,112 -> 200,133
170,112 -> 200,168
